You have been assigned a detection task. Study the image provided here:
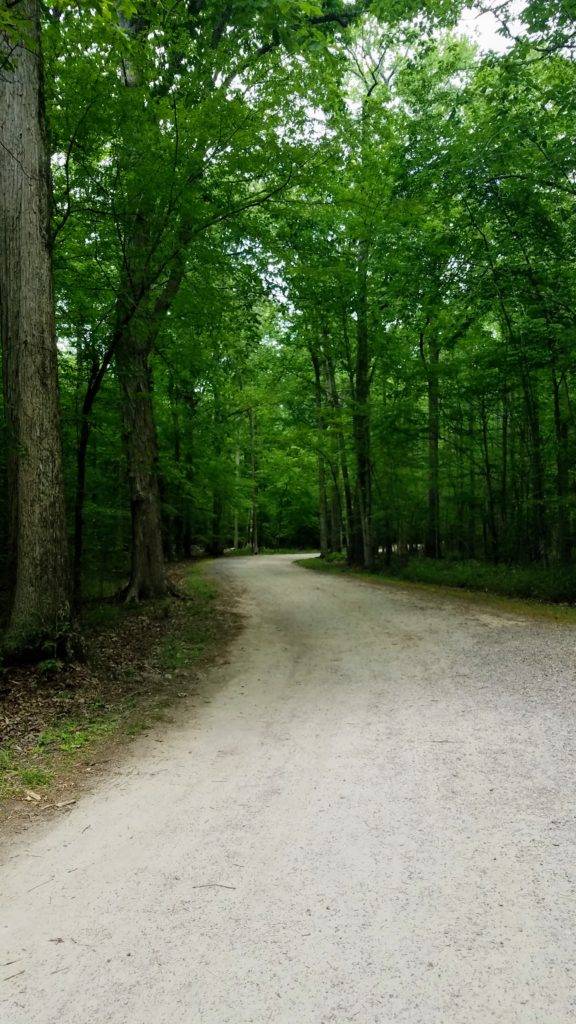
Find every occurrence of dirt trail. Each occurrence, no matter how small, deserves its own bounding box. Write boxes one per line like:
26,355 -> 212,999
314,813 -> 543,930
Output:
1,554 -> 575,1023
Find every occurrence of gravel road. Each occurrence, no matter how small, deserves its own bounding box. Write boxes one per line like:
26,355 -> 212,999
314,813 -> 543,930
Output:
1,554 -> 575,1023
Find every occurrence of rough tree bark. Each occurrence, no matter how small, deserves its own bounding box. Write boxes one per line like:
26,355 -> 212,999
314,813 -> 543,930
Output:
111,15 -> 169,601
0,0 -> 71,653
114,311 -> 167,601
111,210 -> 188,600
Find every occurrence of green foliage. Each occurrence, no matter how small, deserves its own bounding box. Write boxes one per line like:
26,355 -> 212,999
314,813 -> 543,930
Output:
37,658 -> 64,676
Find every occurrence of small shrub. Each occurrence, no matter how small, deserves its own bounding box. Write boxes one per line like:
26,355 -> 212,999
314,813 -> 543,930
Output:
37,658 -> 63,676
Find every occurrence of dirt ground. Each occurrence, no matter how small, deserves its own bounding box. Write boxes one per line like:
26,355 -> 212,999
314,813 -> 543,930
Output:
1,554 -> 575,1023
0,564 -> 239,832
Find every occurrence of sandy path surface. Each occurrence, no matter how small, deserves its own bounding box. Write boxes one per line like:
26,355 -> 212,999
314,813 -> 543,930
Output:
1,554 -> 575,1023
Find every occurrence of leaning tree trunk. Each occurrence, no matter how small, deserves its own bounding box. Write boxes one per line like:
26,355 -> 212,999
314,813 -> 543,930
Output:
115,325 -> 166,601
0,0 -> 71,654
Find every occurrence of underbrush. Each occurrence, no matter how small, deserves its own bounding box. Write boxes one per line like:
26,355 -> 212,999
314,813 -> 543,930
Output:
385,558 -> 576,604
299,555 -> 576,606
0,563 -> 236,815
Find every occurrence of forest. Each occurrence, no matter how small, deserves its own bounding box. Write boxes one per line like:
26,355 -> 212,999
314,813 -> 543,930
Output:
1,0 -> 575,657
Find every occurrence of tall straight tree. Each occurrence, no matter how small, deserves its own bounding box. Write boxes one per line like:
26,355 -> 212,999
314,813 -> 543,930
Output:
0,0 -> 71,653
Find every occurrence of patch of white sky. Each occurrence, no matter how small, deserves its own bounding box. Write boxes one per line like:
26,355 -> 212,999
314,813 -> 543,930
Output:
459,1 -> 525,54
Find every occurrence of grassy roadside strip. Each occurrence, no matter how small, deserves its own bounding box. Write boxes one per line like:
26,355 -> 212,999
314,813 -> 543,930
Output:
295,557 -> 576,624
0,563 -> 239,824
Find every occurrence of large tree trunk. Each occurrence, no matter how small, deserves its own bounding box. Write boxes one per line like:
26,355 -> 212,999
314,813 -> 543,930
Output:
111,15 -> 173,599
0,0 -> 71,653
115,329 -> 166,601
110,199 -> 186,600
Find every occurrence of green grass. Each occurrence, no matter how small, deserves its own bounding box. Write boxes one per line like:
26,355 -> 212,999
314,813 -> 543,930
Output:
157,569 -> 215,670
0,746 -> 53,798
18,767 -> 53,788
296,556 -> 576,621
159,636 -> 206,669
36,716 -> 119,753
0,748 -> 14,772
184,571 -> 217,601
